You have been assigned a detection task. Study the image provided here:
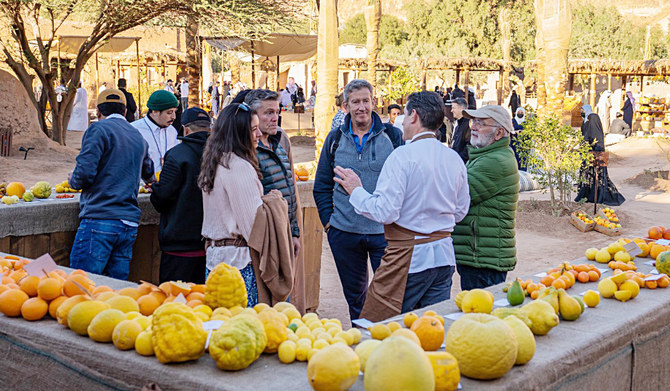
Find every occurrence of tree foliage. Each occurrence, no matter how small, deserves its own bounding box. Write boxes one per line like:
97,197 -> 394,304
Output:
339,14 -> 408,49
378,66 -> 419,104
516,114 -> 593,215
0,0 -> 302,145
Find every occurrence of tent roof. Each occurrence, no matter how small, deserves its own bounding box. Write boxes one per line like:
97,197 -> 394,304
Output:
52,35 -> 140,55
421,57 -> 512,71
203,33 -> 317,63
567,58 -> 670,76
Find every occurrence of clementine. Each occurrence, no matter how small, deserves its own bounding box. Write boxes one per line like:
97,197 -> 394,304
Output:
410,316 -> 445,351
21,297 -> 48,321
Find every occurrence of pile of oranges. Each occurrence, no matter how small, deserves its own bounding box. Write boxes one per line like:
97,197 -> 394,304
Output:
648,226 -> 670,241
612,269 -> 670,290
538,263 -> 601,296
0,255 -> 206,322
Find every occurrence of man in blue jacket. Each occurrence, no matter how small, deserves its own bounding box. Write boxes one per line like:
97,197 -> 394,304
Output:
313,79 -> 402,321
69,89 -> 154,280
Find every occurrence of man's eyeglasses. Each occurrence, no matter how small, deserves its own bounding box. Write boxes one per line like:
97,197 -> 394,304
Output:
472,118 -> 500,129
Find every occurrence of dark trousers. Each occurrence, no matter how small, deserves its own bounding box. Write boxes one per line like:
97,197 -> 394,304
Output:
327,227 -> 387,320
402,265 -> 456,312
458,264 -> 507,290
159,252 -> 206,284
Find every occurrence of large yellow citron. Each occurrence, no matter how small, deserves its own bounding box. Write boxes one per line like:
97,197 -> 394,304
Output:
445,313 -> 518,380
258,309 -> 288,353
152,303 -> 207,364
307,343 -> 360,391
209,314 -> 267,371
204,263 -> 248,309
364,336 -> 435,391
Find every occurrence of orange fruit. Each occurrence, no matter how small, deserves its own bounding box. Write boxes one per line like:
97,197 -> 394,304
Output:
63,274 -> 93,297
21,297 -> 48,321
158,281 -> 172,295
650,244 -> 667,260
48,296 -> 68,318
56,295 -> 90,326
37,277 -> 64,301
69,269 -> 89,277
9,269 -> 27,282
53,269 -> 68,278
187,299 -> 203,308
664,230 -> 670,240
588,271 -> 600,282
2,276 -> 13,285
562,273 -> 575,287
187,292 -> 205,302
530,290 -> 540,300
117,287 -> 142,300
170,281 -> 191,296
190,284 -> 206,294
0,285 -> 9,295
410,316 -> 444,351
137,295 -> 161,316
295,167 -> 310,181
92,285 -> 113,296
577,271 -> 590,283
0,289 -> 29,317
649,227 -> 663,240
658,276 -> 670,288
632,275 -> 645,288
551,278 -> 566,290
19,275 -> 40,297
137,281 -> 158,296
646,280 -> 658,289
149,290 -> 167,304
5,182 -> 26,198
540,275 -> 554,286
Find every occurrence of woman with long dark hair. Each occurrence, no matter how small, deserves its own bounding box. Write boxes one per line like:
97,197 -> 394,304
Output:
199,102 -> 263,305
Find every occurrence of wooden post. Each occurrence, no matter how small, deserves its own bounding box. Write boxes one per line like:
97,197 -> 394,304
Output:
455,69 -> 461,87
57,38 -> 61,81
420,66 -> 427,91
497,69 -> 504,105
136,39 -> 142,115
464,67 -> 470,107
621,75 -> 627,110
640,75 -> 644,94
251,41 -> 256,89
589,73 -> 596,108
95,52 -> 100,96
568,73 -> 574,95
607,74 -> 612,91
116,61 -> 120,81
276,55 -> 280,91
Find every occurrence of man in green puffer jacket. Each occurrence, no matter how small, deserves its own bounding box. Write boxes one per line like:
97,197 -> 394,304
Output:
452,105 -> 520,290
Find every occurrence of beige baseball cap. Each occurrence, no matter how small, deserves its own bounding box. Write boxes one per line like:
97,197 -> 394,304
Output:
97,88 -> 127,106
463,105 -> 515,134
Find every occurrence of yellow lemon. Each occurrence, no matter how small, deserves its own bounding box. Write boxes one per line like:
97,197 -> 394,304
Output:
87,309 -> 126,342
112,319 -> 143,350
278,340 -> 297,364
135,330 -> 154,356
585,248 -> 598,260
583,290 -> 600,308
347,328 -> 362,344
387,321 -> 402,332
369,323 -> 392,340
403,312 -> 419,328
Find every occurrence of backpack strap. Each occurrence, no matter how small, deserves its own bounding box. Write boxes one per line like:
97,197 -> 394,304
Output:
329,129 -> 343,169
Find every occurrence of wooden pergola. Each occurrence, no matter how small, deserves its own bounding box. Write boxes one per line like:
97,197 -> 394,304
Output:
420,57 -> 518,105
565,59 -> 670,108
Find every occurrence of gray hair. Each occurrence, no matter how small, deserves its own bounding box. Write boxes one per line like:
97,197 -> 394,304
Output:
343,79 -> 373,103
243,89 -> 279,113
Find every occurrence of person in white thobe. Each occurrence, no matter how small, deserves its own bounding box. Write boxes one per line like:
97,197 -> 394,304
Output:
67,85 -> 89,131
334,91 -> 470,320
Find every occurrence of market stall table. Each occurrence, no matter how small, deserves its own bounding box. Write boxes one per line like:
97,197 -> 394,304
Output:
1,256 -> 669,390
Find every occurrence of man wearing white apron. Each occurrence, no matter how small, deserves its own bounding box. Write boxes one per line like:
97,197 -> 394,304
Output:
335,91 -> 470,321
132,90 -> 179,176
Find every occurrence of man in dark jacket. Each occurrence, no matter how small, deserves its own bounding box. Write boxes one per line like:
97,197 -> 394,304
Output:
244,89 -> 301,254
117,78 -> 137,123
313,79 -> 403,321
69,89 -> 154,280
450,97 -> 471,163
452,105 -> 520,290
150,107 -> 210,283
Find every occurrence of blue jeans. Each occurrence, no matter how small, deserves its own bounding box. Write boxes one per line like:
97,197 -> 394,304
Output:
402,265 -> 455,312
181,97 -> 188,109
327,227 -> 386,320
458,264 -> 507,290
70,219 -> 138,280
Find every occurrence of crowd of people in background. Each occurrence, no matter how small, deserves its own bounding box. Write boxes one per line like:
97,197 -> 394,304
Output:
64,73 -> 637,321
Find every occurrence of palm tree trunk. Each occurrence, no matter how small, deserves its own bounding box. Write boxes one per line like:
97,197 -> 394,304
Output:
365,0 -> 381,103
314,0 -> 339,162
537,0 -> 571,118
534,0 -> 547,112
186,17 -> 200,108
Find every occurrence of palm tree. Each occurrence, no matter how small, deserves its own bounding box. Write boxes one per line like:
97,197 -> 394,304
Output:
365,0 -> 381,103
314,0 -> 339,161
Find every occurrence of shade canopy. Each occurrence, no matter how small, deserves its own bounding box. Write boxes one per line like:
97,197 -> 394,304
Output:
53,35 -> 140,54
204,33 -> 317,63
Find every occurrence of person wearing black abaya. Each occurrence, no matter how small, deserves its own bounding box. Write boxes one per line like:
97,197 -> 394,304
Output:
574,104 -> 625,206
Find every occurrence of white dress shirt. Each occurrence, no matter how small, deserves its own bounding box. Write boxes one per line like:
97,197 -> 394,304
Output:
349,131 -> 470,273
180,82 -> 189,97
132,117 -> 178,173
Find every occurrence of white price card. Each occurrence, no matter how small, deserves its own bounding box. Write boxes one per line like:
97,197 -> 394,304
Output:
174,293 -> 187,304
23,253 -> 58,277
445,312 -> 465,321
205,330 -> 213,350
202,320 -> 224,331
624,241 -> 642,257
655,239 -> 670,246
493,298 -> 510,307
579,290 -> 599,297
352,318 -> 375,329
597,268 -> 609,274
644,260 -> 656,266
644,274 -> 664,281
534,272 -> 547,278
650,268 -> 659,275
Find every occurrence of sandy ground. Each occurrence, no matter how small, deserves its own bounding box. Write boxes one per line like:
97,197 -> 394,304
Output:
2,132 -> 670,327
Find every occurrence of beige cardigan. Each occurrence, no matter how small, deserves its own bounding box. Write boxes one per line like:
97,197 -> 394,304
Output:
201,153 -> 263,271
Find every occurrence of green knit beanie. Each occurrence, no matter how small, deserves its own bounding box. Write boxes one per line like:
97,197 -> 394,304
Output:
147,90 -> 179,111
